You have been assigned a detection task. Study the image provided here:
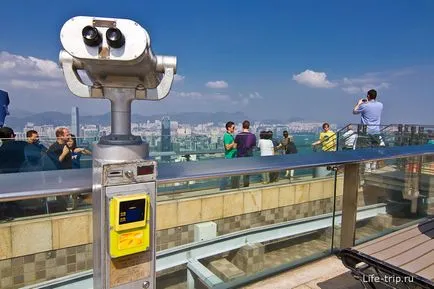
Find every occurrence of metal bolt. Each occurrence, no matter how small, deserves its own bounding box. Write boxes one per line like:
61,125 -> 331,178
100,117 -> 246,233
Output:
125,170 -> 134,179
142,281 -> 150,289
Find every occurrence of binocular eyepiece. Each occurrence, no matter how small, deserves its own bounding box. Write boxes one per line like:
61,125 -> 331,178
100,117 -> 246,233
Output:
82,26 -> 102,47
82,26 -> 125,49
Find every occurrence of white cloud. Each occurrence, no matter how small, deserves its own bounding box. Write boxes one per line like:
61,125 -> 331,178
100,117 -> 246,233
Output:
171,91 -> 203,99
241,98 -> 249,105
0,51 -> 113,114
341,74 -> 391,94
171,91 -> 230,101
293,68 -> 393,94
0,51 -> 65,92
0,51 -> 62,79
232,92 -> 261,105
174,74 -> 185,82
341,86 -> 362,94
10,79 -> 64,89
293,70 -> 337,88
178,91 -> 202,98
205,80 -> 228,89
211,93 -> 230,101
249,92 -> 263,99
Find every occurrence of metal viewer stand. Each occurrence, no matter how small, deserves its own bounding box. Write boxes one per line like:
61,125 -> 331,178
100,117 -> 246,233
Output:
59,16 -> 177,289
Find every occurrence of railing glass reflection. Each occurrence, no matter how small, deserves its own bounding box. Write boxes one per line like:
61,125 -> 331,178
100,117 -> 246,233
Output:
352,154 -> 434,245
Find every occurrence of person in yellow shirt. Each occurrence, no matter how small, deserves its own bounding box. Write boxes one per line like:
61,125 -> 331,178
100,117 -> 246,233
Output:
312,122 -> 336,152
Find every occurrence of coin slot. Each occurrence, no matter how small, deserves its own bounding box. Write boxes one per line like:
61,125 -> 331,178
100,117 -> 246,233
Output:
109,170 -> 123,177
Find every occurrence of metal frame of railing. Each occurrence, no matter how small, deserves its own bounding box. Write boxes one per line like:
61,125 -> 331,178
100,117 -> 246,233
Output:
335,123 -> 434,151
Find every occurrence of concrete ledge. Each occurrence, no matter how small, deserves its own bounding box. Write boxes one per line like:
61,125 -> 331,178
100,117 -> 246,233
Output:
208,258 -> 245,281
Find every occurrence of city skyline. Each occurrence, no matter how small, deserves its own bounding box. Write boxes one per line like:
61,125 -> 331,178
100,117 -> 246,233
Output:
14,105 -> 333,138
16,108 -> 329,158
0,1 -> 434,124
16,111 -> 333,137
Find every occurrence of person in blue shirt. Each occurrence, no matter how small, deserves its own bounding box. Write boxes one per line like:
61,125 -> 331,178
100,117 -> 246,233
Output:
66,134 -> 92,169
21,130 -> 49,172
353,89 -> 384,172
0,90 -> 10,128
353,89 -> 384,146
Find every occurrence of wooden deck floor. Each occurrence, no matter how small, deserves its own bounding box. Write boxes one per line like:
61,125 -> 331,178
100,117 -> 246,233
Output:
242,256 -> 364,289
355,217 -> 434,282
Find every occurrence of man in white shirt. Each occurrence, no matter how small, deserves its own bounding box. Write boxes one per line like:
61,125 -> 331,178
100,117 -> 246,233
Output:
341,125 -> 357,150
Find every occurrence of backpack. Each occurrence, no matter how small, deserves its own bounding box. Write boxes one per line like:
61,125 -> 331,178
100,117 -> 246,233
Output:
286,141 -> 298,154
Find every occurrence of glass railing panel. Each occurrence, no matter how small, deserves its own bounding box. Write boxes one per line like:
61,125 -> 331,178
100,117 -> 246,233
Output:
0,163 -> 338,288
335,124 -> 434,152
157,161 -> 325,200
0,137 -> 96,174
0,192 -> 93,289
2,144 -> 433,288
5,125 -> 432,175
3,124 -> 432,170
353,154 -> 434,245
155,164 -> 338,288
2,134 -> 319,174
0,192 -> 92,222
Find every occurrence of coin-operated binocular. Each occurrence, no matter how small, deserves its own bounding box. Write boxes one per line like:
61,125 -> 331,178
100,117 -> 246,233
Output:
59,16 -> 177,289
60,15 -> 176,144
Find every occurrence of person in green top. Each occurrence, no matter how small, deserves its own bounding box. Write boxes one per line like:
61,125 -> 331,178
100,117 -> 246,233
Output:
220,121 -> 238,190
224,121 -> 237,158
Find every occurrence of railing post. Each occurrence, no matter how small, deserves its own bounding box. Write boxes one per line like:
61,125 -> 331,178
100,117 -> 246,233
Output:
418,126 -> 426,145
396,124 -> 403,147
186,268 -> 195,289
340,163 -> 360,248
410,126 -> 417,145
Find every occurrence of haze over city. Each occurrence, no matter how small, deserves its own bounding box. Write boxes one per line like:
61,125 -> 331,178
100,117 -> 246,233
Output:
1,0 -> 434,125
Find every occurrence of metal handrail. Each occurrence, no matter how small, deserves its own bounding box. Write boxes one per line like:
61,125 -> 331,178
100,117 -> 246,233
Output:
0,145 -> 433,202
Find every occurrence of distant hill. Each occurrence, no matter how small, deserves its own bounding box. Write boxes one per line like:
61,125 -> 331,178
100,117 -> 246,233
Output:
4,111 -> 256,131
6,111 -> 71,130
8,108 -> 34,118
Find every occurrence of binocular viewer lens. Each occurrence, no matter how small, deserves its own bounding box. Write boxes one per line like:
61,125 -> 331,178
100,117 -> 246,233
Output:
82,26 -> 102,47
106,28 -> 125,49
81,26 -> 125,49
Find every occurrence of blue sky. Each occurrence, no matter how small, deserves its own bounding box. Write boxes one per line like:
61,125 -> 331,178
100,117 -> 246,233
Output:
0,0 -> 434,124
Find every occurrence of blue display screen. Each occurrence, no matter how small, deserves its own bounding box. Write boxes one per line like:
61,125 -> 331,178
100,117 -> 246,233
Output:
118,199 -> 146,225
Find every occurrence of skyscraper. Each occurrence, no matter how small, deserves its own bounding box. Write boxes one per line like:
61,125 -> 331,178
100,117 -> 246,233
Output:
161,116 -> 171,161
71,106 -> 80,141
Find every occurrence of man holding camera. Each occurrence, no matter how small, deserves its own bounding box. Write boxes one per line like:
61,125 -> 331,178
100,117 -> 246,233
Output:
353,89 -> 383,143
353,89 -> 384,172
